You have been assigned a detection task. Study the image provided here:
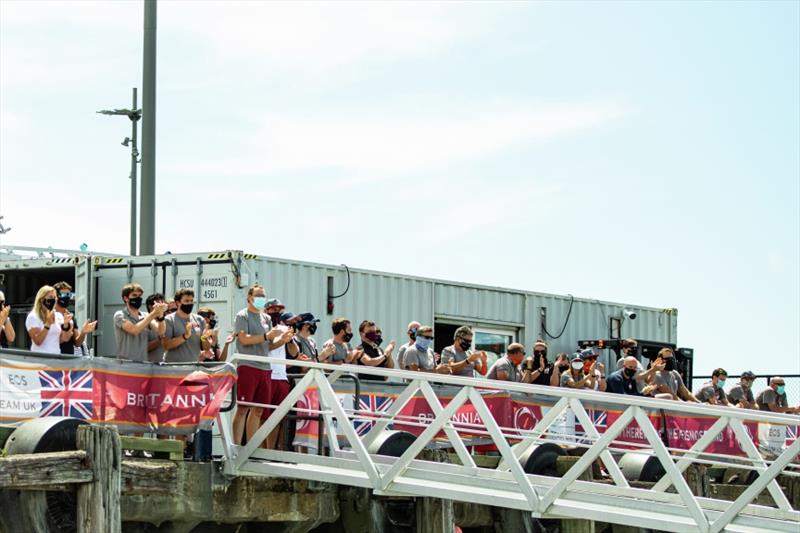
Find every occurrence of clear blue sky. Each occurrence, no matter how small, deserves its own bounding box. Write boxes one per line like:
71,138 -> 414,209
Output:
1,1 -> 798,377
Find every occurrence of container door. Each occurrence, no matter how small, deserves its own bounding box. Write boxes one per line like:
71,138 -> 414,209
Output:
471,327 -> 516,370
73,256 -> 94,349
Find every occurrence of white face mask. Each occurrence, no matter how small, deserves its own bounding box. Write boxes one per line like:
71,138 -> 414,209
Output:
571,362 -> 584,370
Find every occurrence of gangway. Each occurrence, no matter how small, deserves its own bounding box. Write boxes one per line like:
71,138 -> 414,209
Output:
219,356 -> 800,533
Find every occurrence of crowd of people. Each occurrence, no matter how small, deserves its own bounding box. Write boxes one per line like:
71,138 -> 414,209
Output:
2,283 -> 798,451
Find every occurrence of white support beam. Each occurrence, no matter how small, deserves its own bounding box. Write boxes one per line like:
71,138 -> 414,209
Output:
569,397 -> 629,488
420,381 -> 476,469
653,416 -> 729,492
509,396 -> 570,463
360,378 -> 421,449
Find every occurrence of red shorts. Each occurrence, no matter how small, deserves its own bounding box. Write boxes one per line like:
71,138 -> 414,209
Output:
261,379 -> 290,422
237,366 -> 272,408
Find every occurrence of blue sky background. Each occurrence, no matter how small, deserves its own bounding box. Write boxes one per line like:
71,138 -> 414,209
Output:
1,1 -> 798,377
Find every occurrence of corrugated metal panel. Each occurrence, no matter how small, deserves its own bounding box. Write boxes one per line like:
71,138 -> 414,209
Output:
434,284 -> 525,324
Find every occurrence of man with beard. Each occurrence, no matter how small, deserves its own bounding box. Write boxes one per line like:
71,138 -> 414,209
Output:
727,371 -> 757,409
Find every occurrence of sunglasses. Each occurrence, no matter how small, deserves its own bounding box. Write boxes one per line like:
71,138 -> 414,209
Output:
419,335 -> 433,340
534,350 -> 546,355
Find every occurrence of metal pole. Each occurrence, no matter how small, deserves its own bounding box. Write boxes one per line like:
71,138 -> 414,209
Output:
129,88 -> 138,256
140,0 -> 157,255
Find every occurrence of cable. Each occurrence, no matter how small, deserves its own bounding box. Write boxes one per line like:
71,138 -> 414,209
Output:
542,294 -> 574,339
330,264 -> 351,299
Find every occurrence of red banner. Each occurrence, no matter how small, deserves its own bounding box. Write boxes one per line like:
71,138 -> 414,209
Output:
1,352 -> 236,434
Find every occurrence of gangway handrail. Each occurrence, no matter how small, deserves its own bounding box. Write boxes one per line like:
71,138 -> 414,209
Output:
218,353 -> 800,533
228,353 -> 800,426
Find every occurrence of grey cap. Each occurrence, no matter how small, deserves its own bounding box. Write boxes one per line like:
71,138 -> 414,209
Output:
265,298 -> 284,309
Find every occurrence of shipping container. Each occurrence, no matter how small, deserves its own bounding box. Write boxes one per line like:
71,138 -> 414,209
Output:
0,247 -> 679,371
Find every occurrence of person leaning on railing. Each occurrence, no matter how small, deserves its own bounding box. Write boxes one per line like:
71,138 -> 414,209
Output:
694,368 -> 730,406
727,371 -> 757,409
756,377 -> 800,414
487,343 -> 533,383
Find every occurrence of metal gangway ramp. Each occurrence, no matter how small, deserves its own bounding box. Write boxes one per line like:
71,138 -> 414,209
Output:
219,356 -> 800,533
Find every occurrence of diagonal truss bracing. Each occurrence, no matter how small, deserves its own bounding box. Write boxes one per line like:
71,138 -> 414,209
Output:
222,355 -> 800,533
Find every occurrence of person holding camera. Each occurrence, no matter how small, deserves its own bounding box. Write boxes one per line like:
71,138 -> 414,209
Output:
487,343 -> 533,383
0,290 -> 16,348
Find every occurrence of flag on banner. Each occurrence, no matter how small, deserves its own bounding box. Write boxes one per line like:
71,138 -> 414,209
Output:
38,369 -> 93,419
354,394 -> 394,435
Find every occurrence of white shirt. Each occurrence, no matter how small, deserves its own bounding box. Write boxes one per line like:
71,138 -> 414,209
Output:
26,310 -> 64,354
268,324 -> 289,381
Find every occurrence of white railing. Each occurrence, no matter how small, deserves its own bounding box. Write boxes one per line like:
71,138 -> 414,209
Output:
218,355 -> 800,533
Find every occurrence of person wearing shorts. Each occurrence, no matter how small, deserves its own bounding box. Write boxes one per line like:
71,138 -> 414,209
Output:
232,285 -> 281,446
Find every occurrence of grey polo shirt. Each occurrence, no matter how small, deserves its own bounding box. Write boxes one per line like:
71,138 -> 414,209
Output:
655,370 -> 685,396
728,383 -> 754,405
695,381 -> 727,404
234,309 -> 271,370
113,307 -> 149,362
487,357 -> 520,382
403,345 -> 435,371
756,388 -> 789,411
146,326 -> 164,363
441,345 -> 476,377
164,313 -> 206,363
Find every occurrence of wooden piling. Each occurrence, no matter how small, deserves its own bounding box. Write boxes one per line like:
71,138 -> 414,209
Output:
556,456 -> 594,533
76,424 -> 121,533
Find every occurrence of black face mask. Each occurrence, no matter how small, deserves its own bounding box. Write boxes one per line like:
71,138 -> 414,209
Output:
57,294 -> 72,308
664,358 -> 675,371
459,340 -> 471,351
308,324 -> 317,334
558,364 -> 570,372
42,298 -> 56,311
180,303 -> 194,314
375,336 -> 383,346
268,312 -> 281,327
409,329 -> 417,341
623,368 -> 637,378
208,318 -> 217,329
343,332 -> 353,343
128,297 -> 143,309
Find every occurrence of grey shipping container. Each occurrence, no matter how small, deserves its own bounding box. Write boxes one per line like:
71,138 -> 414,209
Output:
0,248 -> 678,371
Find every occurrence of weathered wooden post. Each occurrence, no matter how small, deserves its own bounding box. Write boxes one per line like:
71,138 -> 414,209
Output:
76,424 -> 121,533
556,456 -> 594,533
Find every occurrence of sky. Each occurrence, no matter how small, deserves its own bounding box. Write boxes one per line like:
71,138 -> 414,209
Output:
0,1 -> 798,378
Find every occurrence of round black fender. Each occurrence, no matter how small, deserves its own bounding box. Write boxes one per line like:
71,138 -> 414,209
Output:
519,442 -> 568,477
366,430 -> 416,457
618,451 -> 666,482
1,417 -> 89,533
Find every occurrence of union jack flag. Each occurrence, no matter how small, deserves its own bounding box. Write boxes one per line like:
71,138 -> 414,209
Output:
38,370 -> 94,419
787,425 -> 798,447
592,408 -> 608,431
353,394 -> 394,436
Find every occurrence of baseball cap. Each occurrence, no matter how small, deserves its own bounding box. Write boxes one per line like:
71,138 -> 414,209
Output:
580,348 -> 598,359
571,353 -> 584,363
280,311 -> 295,322
741,370 -> 756,379
265,298 -> 284,309
296,312 -> 320,324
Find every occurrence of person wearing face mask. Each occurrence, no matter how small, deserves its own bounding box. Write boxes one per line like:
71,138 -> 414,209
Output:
756,377 -> 799,414
293,312 -> 335,363
321,318 -> 361,365
232,284 -> 283,446
695,368 -> 730,405
163,288 -> 210,363
441,326 -> 484,378
560,354 -> 597,389
53,281 -> 97,356
553,352 -> 571,379
197,306 -> 235,362
652,348 -> 699,402
354,320 -> 395,381
113,283 -> 168,360
579,348 -> 607,392
402,325 -> 450,373
26,285 -> 72,354
522,340 -> 560,386
487,343 -> 533,383
607,356 -> 664,396
145,293 -> 168,363
396,320 -> 421,372
0,290 -> 15,349
727,371 -> 757,409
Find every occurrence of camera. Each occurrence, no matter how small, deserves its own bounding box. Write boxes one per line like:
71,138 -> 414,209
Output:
623,309 -> 637,320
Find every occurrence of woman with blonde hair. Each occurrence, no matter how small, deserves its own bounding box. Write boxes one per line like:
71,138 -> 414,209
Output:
25,285 -> 71,353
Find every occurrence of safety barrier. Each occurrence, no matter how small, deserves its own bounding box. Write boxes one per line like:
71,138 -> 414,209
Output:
218,355 -> 799,533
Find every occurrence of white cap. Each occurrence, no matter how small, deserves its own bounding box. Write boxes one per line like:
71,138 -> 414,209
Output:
0,290 -> 5,300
